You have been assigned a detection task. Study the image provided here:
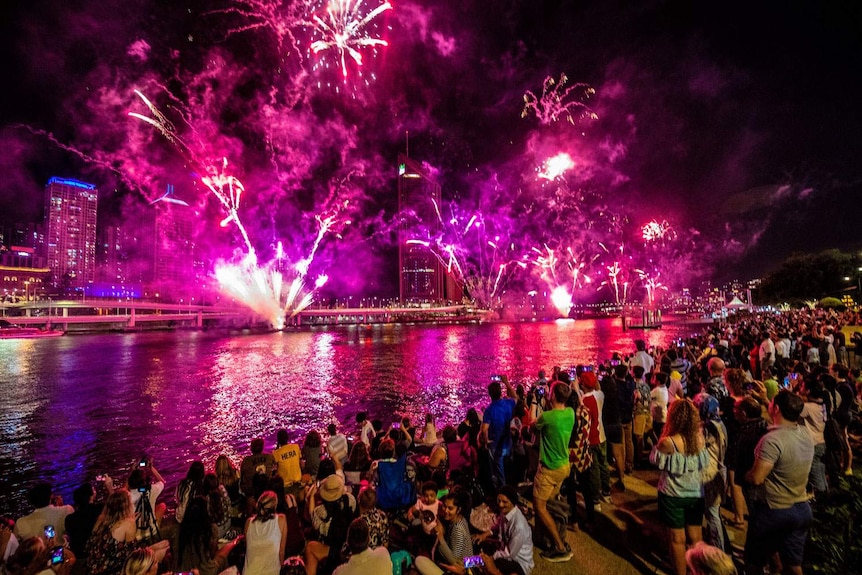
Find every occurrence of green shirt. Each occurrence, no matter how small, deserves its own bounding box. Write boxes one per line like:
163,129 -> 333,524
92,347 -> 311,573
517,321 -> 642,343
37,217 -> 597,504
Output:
535,407 -> 575,470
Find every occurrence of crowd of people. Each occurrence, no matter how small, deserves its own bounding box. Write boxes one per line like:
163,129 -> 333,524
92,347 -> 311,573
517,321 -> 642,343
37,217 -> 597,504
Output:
1,306 -> 860,575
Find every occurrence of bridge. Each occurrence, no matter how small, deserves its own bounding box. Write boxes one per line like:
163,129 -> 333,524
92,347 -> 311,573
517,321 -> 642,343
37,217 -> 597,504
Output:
0,300 -> 489,332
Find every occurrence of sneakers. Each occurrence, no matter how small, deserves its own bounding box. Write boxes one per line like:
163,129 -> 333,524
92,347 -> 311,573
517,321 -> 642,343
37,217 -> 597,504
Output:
845,468 -> 854,476
541,544 -> 573,562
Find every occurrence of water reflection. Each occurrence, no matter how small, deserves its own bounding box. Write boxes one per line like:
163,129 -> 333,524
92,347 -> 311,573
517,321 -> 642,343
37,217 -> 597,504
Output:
0,319 -> 698,516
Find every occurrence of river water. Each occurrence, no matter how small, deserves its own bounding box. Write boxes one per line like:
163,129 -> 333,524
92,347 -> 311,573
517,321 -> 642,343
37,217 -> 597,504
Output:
0,318 -> 699,516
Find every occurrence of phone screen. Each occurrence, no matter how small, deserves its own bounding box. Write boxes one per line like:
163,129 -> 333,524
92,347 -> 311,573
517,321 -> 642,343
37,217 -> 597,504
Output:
463,555 -> 484,569
50,546 -> 64,565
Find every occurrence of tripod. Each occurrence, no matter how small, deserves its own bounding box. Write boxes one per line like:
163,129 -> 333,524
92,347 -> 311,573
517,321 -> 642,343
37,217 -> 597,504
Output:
135,488 -> 161,542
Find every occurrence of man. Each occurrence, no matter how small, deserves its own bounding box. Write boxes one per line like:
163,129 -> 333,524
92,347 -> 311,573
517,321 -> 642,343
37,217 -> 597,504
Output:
356,411 -> 374,448
614,364 -> 636,475
581,371 -> 610,507
759,332 -> 776,378
474,485 -> 534,575
128,458 -> 167,540
704,357 -> 728,401
667,348 -> 692,397
240,438 -> 276,495
628,340 -> 655,375
273,429 -> 303,495
333,518 -> 392,575
481,377 -> 517,490
65,482 -> 106,575
601,367 -> 625,491
831,363 -> 855,475
13,483 -> 74,540
744,392 -> 815,575
631,365 -> 653,467
326,423 -> 349,467
533,382 -> 574,563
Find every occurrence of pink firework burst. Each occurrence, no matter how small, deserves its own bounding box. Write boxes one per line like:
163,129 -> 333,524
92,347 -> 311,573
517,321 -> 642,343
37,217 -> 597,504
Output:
309,0 -> 392,81
537,152 -> 575,181
641,219 -> 676,243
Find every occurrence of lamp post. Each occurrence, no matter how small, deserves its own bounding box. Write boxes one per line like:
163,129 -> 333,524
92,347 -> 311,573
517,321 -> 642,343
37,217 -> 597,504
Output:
24,281 -> 30,303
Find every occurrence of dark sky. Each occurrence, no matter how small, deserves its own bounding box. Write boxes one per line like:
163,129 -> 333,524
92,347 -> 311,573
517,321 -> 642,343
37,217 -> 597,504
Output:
1,0 -> 861,297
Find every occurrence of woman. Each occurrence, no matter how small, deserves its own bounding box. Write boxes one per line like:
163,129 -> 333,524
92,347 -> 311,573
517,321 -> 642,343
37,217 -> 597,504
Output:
418,413 -> 438,447
174,498 -> 243,575
3,537 -> 75,575
305,474 -> 357,575
119,549 -> 156,575
215,455 -> 241,504
343,442 -> 372,486
175,461 -> 206,524
416,426 -> 452,484
302,430 -> 323,479
650,399 -> 709,575
243,491 -> 288,575
202,473 -> 232,539
85,491 -> 168,575
414,486 -> 474,575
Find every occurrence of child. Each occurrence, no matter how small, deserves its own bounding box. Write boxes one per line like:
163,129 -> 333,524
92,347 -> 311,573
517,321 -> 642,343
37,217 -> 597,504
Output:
408,481 -> 440,556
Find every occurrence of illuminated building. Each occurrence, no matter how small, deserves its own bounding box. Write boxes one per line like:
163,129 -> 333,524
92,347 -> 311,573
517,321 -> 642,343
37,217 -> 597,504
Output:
0,245 -> 50,302
44,177 -> 98,290
397,154 -> 460,303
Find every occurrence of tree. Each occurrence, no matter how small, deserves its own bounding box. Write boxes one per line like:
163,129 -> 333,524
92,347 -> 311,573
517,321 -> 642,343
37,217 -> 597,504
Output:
755,249 -> 862,304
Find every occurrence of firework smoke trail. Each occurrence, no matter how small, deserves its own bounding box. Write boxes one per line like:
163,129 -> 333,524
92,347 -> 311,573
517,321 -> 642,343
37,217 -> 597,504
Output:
522,74 -> 598,125
309,0 -> 391,80
129,90 -> 339,328
602,261 -> 625,306
205,0 -> 308,61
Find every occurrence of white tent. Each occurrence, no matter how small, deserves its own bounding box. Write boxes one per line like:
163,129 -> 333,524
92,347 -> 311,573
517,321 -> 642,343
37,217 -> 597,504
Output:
726,296 -> 748,309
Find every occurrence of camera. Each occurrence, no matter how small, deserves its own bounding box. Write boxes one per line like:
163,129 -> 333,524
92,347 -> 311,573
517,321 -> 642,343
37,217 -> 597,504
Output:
535,386 -> 546,396
50,546 -> 64,565
44,525 -> 55,539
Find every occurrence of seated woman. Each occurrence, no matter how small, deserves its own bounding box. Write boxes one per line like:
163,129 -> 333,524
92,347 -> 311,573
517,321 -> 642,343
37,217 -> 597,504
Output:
173,498 -> 243,575
343,442 -> 372,487
302,430 -> 323,480
3,536 -> 75,575
202,473 -> 233,540
175,461 -> 206,525
414,486 -> 474,575
415,426 -> 454,484
215,455 -> 241,505
305,474 -> 357,575
84,490 -> 168,575
243,491 -> 288,575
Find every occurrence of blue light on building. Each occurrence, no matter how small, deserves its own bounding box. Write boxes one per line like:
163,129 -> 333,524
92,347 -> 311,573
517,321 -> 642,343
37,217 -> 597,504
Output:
47,177 -> 97,191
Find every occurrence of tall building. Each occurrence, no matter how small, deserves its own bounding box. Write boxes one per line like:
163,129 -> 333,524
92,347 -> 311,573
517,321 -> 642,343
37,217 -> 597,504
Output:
397,155 -> 461,303
44,177 -> 98,290
149,188 -> 198,292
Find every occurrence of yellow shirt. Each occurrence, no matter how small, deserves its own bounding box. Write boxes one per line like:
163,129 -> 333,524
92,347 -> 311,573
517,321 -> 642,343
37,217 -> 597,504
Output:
273,443 -> 302,484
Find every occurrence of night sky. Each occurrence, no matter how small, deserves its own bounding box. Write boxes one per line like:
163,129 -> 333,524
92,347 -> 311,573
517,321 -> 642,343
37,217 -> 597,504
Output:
1,0 -> 861,299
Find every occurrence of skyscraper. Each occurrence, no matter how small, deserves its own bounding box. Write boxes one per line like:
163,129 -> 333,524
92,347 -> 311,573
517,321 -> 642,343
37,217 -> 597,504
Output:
44,177 -> 98,291
397,154 -> 461,303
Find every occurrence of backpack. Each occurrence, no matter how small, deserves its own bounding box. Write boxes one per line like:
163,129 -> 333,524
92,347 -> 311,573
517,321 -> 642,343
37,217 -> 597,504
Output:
568,405 -> 593,474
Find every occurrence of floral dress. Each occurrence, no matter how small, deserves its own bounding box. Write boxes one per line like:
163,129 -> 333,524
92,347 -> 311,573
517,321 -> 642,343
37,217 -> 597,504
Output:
85,523 -> 142,575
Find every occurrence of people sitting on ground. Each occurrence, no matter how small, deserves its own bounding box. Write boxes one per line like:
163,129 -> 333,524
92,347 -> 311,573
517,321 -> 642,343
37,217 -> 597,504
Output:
332,518 -> 392,575
243,491 -> 287,575
174,497 -> 243,575
326,424 -> 349,468
302,430 -> 323,480
356,488 -> 389,550
407,481 -> 440,556
414,486 -> 473,575
126,459 -> 166,541
305,474 -> 357,575
215,455 -> 241,505
343,442 -> 372,487
64,481 -> 106,574
3,536 -> 76,575
473,485 -> 534,575
13,484 -> 74,541
240,439 -> 276,497
175,460 -> 206,524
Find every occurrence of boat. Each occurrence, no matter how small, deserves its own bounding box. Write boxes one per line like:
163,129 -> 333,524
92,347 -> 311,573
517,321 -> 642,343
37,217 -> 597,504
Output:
0,319 -> 64,339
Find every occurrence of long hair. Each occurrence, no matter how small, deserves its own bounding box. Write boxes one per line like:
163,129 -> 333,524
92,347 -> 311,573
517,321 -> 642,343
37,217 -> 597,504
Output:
303,429 -> 322,449
121,548 -> 157,575
177,461 -> 206,503
663,399 -> 703,455
4,537 -> 48,575
346,442 -> 371,472
177,497 -> 213,566
203,473 -> 224,526
215,455 -> 238,489
99,489 -> 133,528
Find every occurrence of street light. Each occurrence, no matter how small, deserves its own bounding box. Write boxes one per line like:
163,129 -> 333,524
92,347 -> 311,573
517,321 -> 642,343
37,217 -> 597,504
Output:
24,281 -> 30,302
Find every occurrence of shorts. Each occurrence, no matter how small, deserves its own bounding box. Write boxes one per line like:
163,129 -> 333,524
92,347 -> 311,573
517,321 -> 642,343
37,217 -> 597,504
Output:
745,501 -> 812,568
605,424 -> 623,445
533,462 -> 571,501
633,413 -> 653,436
657,492 -> 705,530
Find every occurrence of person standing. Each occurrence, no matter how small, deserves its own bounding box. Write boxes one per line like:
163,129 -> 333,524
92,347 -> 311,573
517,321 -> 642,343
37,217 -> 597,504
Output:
581,371 -> 610,506
744,391 -> 815,575
481,377 -> 517,490
532,382 -> 574,563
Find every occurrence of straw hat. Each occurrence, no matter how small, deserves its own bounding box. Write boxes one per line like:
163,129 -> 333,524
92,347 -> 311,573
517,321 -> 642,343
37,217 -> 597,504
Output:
319,474 -> 345,502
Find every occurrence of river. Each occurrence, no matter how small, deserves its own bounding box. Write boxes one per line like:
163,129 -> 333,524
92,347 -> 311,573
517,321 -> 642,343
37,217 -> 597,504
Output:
0,318 -> 700,516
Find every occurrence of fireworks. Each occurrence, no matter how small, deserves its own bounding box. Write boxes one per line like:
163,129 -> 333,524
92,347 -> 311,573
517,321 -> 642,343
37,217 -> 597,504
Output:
309,0 -> 392,80
641,219 -> 676,243
636,269 -> 667,306
522,74 -> 598,125
538,152 -> 575,181
129,90 -> 340,329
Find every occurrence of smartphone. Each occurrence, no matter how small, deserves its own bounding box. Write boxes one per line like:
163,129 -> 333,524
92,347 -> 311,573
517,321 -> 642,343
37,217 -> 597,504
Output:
582,365 -> 593,372
463,555 -> 484,569
391,422 -> 400,429
139,459 -> 148,467
610,359 -> 621,366
50,546 -> 64,565
44,525 -> 55,539
490,375 -> 502,382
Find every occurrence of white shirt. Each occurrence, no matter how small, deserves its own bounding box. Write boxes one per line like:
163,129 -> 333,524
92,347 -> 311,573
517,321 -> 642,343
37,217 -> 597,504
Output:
14,505 -> 74,540
333,547 -> 392,575
629,350 -> 655,374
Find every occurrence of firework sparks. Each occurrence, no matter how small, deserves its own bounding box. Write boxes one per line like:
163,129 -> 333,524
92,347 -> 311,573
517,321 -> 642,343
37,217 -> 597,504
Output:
641,219 -> 677,243
636,269 -> 668,306
129,90 -> 342,328
309,0 -> 392,80
538,152 -> 575,181
522,74 -> 598,125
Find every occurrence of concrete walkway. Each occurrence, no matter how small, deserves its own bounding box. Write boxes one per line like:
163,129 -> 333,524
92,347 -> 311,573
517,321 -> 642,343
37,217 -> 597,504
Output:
527,467 -> 746,575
